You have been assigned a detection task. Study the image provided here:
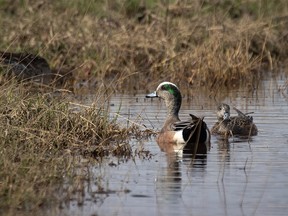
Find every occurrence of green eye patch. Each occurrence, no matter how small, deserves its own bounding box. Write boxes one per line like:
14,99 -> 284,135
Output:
163,84 -> 175,95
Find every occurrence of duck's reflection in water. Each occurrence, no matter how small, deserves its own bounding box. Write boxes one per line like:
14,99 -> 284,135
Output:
215,135 -> 254,164
155,151 -> 207,214
216,137 -> 231,163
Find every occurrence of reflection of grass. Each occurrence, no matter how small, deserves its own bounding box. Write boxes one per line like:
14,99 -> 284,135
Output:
0,1 -> 287,91
0,80 -> 151,212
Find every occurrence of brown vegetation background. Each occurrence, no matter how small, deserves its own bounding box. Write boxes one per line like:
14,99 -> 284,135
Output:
1,0 -> 288,213
1,0 -> 288,92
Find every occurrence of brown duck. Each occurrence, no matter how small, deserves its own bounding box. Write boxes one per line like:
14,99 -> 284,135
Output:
211,103 -> 258,137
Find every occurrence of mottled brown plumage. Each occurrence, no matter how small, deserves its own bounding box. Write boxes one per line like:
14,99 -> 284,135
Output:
211,103 -> 258,137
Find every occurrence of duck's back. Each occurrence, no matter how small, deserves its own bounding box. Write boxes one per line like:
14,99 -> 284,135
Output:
228,116 -> 258,136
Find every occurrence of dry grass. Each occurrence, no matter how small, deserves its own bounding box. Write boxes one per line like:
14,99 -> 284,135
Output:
0,0 -> 287,92
0,79 -> 152,212
1,0 -> 288,213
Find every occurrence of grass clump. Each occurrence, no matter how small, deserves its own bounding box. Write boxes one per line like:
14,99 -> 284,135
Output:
0,80 -> 144,212
0,0 -> 288,91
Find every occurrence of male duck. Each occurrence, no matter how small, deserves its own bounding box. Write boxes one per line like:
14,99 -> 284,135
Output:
211,103 -> 258,137
146,82 -> 211,154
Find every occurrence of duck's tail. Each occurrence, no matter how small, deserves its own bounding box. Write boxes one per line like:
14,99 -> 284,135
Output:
183,115 -> 210,154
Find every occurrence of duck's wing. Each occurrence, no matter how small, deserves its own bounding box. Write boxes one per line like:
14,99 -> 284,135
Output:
172,114 -> 210,153
172,114 -> 202,131
233,107 -> 254,122
173,114 -> 208,142
233,107 -> 247,117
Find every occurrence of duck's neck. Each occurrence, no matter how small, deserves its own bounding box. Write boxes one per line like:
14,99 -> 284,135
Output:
217,116 -> 223,121
165,95 -> 181,120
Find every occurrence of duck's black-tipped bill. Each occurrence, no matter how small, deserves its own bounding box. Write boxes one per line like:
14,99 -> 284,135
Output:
223,112 -> 230,120
146,92 -> 158,98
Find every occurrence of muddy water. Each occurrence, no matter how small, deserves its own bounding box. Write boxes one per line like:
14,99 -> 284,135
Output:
62,76 -> 288,216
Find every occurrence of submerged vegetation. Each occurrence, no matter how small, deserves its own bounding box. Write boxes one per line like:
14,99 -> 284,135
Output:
0,0 -> 288,91
0,0 -> 288,213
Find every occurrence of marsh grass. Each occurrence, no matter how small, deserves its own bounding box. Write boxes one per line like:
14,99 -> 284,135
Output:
0,0 -> 288,212
0,78 -> 152,212
0,0 -> 288,92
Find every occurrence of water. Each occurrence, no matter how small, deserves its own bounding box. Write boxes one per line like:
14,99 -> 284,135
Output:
60,76 -> 288,216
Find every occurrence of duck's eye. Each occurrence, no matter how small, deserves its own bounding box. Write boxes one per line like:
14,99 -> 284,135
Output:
162,84 -> 173,92
160,83 -> 178,96
161,85 -> 167,90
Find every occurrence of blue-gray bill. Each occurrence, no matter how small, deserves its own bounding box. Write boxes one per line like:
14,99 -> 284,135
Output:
146,92 -> 157,98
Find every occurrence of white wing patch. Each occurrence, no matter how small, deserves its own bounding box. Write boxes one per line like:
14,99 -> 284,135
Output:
172,130 -> 186,152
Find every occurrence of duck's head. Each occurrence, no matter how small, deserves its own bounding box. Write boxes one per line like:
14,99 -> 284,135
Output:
216,103 -> 230,120
146,82 -> 182,116
146,82 -> 180,99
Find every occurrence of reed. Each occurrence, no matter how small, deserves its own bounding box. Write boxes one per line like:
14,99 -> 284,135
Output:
0,0 -> 287,91
0,79 -> 149,211
0,0 -> 288,212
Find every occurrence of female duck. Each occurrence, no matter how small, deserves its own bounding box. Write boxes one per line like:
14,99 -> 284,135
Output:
146,82 -> 210,154
211,103 -> 258,137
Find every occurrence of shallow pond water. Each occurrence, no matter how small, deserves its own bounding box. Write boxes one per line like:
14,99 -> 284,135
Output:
60,75 -> 288,216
